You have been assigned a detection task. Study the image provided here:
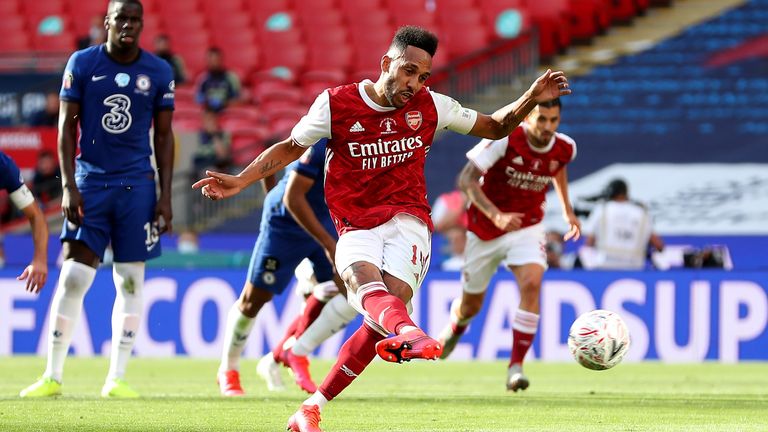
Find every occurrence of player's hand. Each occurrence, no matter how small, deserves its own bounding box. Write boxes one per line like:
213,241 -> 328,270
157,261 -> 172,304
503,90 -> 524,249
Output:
528,69 -> 571,103
18,260 -> 47,294
491,211 -> 524,232
155,198 -> 173,235
323,242 -> 337,268
62,186 -> 84,226
563,211 -> 581,241
192,171 -> 245,201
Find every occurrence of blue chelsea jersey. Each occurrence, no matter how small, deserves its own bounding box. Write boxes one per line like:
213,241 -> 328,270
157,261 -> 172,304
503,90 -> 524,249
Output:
0,151 -> 24,193
262,139 -> 334,234
60,45 -> 175,184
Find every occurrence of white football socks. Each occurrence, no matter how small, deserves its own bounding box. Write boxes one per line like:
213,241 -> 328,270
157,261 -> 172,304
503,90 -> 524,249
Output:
44,260 -> 96,382
292,295 -> 358,357
219,302 -> 255,372
304,391 -> 330,410
107,262 -> 145,381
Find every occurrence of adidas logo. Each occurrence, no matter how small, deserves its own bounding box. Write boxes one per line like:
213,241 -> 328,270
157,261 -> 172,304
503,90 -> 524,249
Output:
349,121 -> 365,132
340,365 -> 358,377
512,156 -> 524,165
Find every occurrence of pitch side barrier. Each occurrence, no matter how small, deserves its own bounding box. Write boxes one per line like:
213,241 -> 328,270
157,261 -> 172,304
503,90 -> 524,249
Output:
2,269 -> 766,362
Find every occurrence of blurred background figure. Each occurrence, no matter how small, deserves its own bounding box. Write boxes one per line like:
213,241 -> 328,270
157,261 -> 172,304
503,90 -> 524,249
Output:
431,189 -> 467,271
76,15 -> 106,50
195,47 -> 241,114
154,34 -> 187,85
581,178 -> 664,270
544,230 -> 576,270
193,111 -> 232,179
31,150 -> 62,209
28,93 -> 60,127
177,231 -> 200,255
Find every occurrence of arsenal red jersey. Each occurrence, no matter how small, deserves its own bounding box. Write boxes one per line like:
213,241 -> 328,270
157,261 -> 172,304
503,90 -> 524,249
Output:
466,124 -> 576,241
290,80 -> 477,235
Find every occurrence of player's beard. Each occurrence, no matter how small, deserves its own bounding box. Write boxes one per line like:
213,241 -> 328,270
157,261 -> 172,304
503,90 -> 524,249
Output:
383,77 -> 401,108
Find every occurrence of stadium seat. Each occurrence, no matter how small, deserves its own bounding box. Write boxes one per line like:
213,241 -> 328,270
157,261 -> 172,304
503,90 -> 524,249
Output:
523,0 -> 572,58
0,0 -> 20,15
208,13 -> 252,33
440,26 -> 490,60
0,16 -> 26,34
211,29 -> 257,48
250,0 -> 293,23
0,34 -> 31,54
303,27 -> 348,51
253,85 -> 304,105
306,45 -> 352,73
339,0 -> 383,13
33,31 -> 75,53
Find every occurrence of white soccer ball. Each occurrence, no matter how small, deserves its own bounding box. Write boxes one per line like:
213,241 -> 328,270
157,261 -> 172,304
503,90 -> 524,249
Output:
568,309 -> 630,370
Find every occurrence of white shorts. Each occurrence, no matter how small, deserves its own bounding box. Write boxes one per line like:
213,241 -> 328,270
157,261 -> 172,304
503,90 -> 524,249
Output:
462,223 -> 547,294
335,213 -> 431,314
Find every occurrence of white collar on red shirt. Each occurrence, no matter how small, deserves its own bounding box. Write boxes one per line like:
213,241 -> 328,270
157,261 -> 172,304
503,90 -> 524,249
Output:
522,122 -> 556,153
358,79 -> 396,112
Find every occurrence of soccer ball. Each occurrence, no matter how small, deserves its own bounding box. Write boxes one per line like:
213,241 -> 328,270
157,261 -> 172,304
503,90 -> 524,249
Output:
568,309 -> 630,370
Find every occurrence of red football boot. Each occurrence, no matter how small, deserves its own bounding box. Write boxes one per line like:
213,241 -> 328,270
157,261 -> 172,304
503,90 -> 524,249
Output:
286,404 -> 323,432
281,348 -> 318,394
216,370 -> 245,396
375,329 -> 443,363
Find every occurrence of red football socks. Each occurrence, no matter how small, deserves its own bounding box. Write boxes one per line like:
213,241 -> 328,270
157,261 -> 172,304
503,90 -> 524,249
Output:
361,288 -> 416,335
510,329 -> 536,366
318,323 -> 384,401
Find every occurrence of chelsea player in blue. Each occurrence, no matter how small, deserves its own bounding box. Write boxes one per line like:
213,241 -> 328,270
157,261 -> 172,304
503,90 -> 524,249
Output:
21,0 -> 175,399
217,140 -> 356,396
0,151 -> 49,293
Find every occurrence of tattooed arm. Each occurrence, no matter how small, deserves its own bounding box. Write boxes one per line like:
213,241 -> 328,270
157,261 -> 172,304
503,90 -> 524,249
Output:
192,137 -> 307,200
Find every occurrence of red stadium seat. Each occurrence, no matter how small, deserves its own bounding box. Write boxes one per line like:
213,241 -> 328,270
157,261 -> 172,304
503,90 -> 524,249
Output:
163,13 -> 206,34
0,0 -> 20,15
295,9 -> 344,29
440,26 -> 489,60
523,0 -> 571,58
339,0 -> 383,13
209,13 -> 252,33
306,45 -> 352,72
250,0 -> 293,23
0,15 -> 26,34
202,0 -> 246,15
258,44 -> 307,77
211,29 -> 257,48
303,28 -> 348,51
33,32 -> 76,53
252,85 -> 303,105
0,33 -> 31,54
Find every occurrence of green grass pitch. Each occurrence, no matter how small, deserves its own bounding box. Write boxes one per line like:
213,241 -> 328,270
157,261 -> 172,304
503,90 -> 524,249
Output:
1,357 -> 766,431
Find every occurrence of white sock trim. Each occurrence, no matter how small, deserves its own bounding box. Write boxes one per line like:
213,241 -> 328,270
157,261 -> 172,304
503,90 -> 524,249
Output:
512,309 -> 539,334
304,391 -> 330,410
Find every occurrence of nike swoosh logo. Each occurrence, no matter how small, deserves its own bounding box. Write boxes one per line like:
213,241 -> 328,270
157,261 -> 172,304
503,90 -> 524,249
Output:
610,341 -> 624,359
92,75 -> 107,81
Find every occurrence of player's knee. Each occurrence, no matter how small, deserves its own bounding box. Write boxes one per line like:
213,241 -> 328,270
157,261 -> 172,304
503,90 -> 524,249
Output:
518,278 -> 541,300
238,285 -> 273,317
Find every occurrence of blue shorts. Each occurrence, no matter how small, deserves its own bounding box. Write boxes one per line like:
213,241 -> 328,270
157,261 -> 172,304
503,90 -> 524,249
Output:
61,182 -> 160,262
246,228 -> 334,294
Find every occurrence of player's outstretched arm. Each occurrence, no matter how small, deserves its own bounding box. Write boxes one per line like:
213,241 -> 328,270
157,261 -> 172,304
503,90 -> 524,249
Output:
192,137 -> 306,200
153,109 -> 175,234
552,166 -> 580,241
469,69 -> 572,140
58,100 -> 84,225
458,161 -> 524,232
17,200 -> 48,293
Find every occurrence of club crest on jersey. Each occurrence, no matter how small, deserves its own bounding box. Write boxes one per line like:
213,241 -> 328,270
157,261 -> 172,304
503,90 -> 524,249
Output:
380,118 -> 397,135
115,73 -> 130,87
549,160 -> 560,173
63,71 -> 73,89
405,111 -> 422,130
136,74 -> 151,91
